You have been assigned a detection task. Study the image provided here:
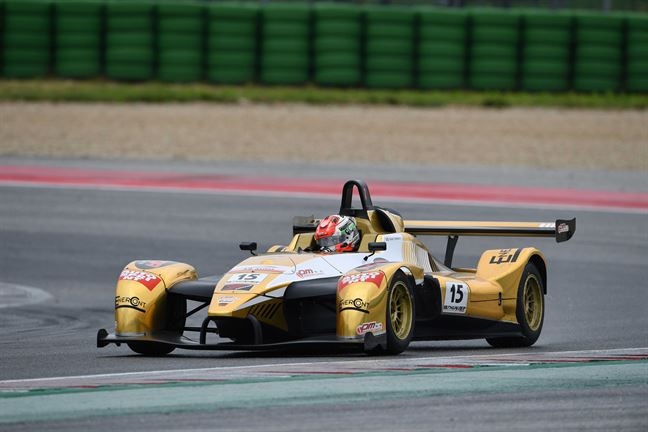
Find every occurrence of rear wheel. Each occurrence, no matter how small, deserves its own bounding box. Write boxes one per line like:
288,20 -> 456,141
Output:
366,271 -> 415,355
487,262 -> 544,348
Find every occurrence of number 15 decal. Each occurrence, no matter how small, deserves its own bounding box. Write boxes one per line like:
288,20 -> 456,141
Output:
227,273 -> 268,284
443,282 -> 469,314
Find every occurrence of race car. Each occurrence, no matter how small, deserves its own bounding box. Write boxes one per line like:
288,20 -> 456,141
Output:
97,179 -> 575,356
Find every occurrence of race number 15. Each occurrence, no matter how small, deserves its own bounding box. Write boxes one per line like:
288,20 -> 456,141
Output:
443,281 -> 469,314
227,273 -> 267,284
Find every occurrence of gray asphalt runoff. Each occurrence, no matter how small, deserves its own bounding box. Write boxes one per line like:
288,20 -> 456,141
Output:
0,157 -> 647,431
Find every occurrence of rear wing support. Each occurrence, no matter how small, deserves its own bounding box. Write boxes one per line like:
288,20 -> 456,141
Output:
444,235 -> 459,268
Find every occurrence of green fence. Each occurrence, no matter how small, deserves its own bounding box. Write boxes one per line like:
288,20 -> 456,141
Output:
1,0 -> 647,93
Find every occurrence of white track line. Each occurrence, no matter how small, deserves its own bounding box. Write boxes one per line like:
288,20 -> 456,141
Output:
2,347 -> 646,385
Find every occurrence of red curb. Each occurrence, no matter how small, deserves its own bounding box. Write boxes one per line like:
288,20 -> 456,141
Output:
1,165 -> 647,211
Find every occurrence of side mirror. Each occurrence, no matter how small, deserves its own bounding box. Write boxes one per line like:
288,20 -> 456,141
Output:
368,242 -> 387,252
364,242 -> 387,261
239,242 -> 258,256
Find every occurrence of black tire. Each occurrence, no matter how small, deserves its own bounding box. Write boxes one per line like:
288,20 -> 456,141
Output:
487,262 -> 544,348
127,293 -> 186,356
127,341 -> 175,356
366,271 -> 415,355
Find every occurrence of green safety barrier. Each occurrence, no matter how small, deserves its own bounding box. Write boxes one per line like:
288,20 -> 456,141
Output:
260,3 -> 310,85
625,14 -> 648,92
105,1 -> 155,81
2,0 -> 52,78
520,9 -> 572,92
364,6 -> 415,89
573,11 -> 625,92
417,8 -> 468,90
207,3 -> 258,84
1,0 -> 647,93
469,8 -> 520,91
313,3 -> 361,87
55,0 -> 102,78
157,1 -> 203,83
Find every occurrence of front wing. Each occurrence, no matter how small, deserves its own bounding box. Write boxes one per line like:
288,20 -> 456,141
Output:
97,329 -> 380,352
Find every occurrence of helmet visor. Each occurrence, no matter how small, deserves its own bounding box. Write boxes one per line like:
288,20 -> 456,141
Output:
318,234 -> 345,248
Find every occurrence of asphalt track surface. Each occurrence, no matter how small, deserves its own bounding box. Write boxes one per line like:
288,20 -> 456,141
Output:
1,158 -> 647,431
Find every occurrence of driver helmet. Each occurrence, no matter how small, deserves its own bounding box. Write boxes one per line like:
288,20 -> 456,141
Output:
315,215 -> 360,253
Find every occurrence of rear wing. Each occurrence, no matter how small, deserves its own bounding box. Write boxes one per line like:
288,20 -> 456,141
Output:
404,218 -> 575,267
404,219 -> 575,242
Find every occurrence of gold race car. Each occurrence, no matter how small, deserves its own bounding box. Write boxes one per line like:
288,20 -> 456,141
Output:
97,180 -> 575,355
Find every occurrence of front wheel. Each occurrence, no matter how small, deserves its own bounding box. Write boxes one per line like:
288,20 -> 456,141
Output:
127,341 -> 175,356
127,293 -> 186,356
487,262 -> 544,348
366,271 -> 415,355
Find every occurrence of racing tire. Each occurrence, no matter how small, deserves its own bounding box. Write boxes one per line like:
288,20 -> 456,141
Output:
127,341 -> 175,356
366,271 -> 415,355
487,262 -> 544,348
127,293 -> 186,356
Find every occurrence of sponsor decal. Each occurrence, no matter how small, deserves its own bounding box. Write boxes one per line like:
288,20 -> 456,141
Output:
443,281 -> 469,315
339,297 -> 370,313
217,296 -> 236,307
134,260 -> 175,270
230,265 -> 287,274
354,258 -> 389,272
295,268 -> 324,279
115,296 -> 147,313
488,248 -> 521,265
557,223 -> 569,234
382,234 -> 402,242
356,321 -> 383,336
338,271 -> 385,291
119,270 -> 161,291
221,283 -> 253,292
227,273 -> 268,285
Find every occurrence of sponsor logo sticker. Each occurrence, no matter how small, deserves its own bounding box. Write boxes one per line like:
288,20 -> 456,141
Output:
230,265 -> 288,274
217,296 -> 236,307
115,296 -> 147,312
339,297 -> 370,313
356,321 -> 384,336
338,271 -> 385,291
557,223 -> 569,234
355,258 -> 389,272
221,283 -> 254,292
295,268 -> 324,279
488,249 -> 521,265
119,270 -> 161,291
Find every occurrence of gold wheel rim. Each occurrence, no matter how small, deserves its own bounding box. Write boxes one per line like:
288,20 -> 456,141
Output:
390,281 -> 413,340
523,275 -> 543,332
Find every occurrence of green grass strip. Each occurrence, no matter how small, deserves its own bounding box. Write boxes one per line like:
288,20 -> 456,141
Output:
1,79 -> 647,109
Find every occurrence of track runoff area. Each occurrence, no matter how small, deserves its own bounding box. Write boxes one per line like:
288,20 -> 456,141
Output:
0,165 -> 647,426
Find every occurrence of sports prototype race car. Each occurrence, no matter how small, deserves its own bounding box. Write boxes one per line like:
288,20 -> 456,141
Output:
98,180 -> 575,356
